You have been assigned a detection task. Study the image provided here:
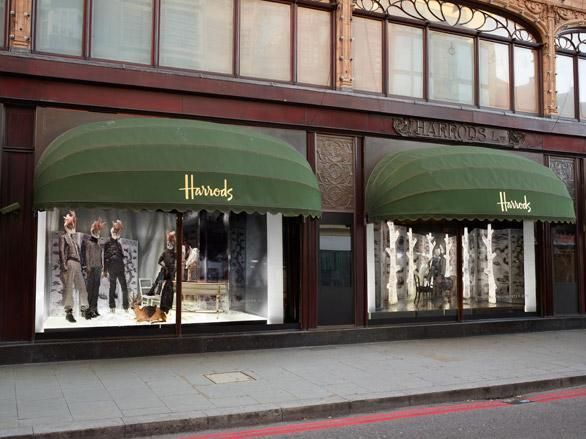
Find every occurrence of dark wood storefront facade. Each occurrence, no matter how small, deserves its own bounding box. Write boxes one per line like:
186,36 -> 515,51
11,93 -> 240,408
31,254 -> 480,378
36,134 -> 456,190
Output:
2,0 -> 586,361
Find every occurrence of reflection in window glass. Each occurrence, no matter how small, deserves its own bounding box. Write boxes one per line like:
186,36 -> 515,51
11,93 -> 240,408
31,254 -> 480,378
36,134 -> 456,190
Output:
352,17 -> 383,93
579,59 -> 586,119
372,222 -> 458,316
91,0 -> 153,64
514,47 -> 538,113
159,0 -> 233,73
297,8 -> 331,86
463,224 -> 525,312
35,208 -> 176,331
552,224 -> 578,314
240,0 -> 290,81
479,40 -> 510,109
388,23 -> 423,98
36,0 -> 83,55
181,212 -> 273,324
556,55 -> 575,118
429,31 -> 474,105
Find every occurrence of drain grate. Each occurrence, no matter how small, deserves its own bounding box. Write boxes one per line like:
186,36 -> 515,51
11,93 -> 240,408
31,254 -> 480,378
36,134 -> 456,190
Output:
204,371 -> 255,384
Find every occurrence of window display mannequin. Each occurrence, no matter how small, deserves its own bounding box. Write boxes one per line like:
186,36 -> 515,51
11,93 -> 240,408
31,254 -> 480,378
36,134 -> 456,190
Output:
104,220 -> 129,312
58,210 -> 90,323
81,219 -> 105,319
184,244 -> 199,281
159,231 -> 177,314
430,245 -> 452,297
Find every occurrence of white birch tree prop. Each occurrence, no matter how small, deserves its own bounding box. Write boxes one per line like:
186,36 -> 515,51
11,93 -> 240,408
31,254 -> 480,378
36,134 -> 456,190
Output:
407,228 -> 417,299
444,233 -> 452,277
463,227 -> 470,300
482,224 -> 497,304
385,221 -> 400,305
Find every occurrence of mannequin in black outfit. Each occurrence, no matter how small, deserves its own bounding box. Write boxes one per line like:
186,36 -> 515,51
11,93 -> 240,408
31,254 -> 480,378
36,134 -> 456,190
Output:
103,220 -> 129,312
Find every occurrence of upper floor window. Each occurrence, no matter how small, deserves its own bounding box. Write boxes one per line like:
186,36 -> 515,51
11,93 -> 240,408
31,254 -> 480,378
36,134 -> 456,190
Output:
0,0 -> 7,49
555,30 -> 586,120
353,0 -> 540,114
32,0 -> 333,87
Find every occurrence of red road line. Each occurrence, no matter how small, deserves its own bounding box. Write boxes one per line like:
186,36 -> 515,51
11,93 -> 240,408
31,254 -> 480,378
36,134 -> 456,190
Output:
184,388 -> 586,439
184,401 -> 508,439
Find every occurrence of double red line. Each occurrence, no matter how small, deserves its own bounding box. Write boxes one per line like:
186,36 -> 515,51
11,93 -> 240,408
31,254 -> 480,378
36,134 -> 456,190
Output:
184,388 -> 586,439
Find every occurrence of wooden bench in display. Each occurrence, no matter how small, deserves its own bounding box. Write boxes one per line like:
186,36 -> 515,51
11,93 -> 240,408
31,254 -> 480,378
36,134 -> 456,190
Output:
176,281 -> 228,313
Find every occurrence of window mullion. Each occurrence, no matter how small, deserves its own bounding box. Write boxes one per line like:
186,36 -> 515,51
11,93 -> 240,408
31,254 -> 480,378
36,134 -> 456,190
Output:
423,26 -> 428,101
474,36 -> 479,107
510,43 -> 515,113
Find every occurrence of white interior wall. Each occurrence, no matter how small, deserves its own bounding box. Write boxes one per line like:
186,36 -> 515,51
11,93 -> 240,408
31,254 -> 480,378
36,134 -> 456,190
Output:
267,213 -> 284,324
366,223 -> 376,313
523,220 -> 537,312
35,211 -> 47,333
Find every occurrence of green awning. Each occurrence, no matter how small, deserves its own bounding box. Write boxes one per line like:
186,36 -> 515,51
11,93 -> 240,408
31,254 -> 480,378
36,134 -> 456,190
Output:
35,118 -> 321,217
366,146 -> 575,223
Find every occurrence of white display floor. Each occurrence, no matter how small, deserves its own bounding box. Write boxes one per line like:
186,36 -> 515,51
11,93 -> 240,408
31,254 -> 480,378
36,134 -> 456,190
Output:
41,308 -> 265,330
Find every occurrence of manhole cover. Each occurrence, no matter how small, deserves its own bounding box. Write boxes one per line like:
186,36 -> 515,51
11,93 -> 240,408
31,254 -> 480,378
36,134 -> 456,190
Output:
204,371 -> 255,384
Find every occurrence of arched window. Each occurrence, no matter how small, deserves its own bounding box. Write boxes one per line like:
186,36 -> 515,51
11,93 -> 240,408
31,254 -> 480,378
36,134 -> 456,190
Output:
555,30 -> 586,120
353,0 -> 540,114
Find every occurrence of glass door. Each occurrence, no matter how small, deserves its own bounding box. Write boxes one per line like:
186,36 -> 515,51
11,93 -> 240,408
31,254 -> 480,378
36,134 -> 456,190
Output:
318,213 -> 354,325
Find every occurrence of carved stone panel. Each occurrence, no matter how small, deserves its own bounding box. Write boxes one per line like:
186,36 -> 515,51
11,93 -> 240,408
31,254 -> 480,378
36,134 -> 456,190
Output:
316,134 -> 355,212
549,157 -> 576,203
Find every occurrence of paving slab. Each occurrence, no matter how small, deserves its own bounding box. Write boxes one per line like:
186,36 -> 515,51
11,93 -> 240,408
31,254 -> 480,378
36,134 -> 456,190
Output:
0,330 -> 585,438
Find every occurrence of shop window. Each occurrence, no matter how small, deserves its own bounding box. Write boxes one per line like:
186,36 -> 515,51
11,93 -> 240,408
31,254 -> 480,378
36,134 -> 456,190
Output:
35,0 -> 83,56
353,0 -> 540,113
297,7 -> 332,86
91,0 -> 153,64
240,0 -> 291,81
368,221 -> 535,320
35,208 -> 286,332
159,0 -> 233,74
555,30 -> 586,120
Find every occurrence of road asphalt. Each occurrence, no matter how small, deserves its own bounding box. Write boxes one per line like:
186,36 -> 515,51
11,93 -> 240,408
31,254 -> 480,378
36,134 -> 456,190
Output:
1,329 -> 585,438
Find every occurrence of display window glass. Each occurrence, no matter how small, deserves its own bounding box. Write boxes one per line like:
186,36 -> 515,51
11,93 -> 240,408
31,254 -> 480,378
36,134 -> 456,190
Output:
368,221 -> 536,320
35,208 -> 286,332
388,23 -> 423,98
35,0 -> 83,56
370,223 -> 458,319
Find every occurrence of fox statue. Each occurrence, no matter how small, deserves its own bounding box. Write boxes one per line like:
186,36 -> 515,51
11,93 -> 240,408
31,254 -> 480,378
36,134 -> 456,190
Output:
130,294 -> 167,323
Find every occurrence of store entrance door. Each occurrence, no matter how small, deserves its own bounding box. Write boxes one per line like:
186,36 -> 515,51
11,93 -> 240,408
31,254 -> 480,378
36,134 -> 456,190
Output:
318,213 -> 354,325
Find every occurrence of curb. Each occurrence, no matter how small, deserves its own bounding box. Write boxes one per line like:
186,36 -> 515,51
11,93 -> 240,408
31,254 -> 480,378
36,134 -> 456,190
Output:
4,375 -> 586,439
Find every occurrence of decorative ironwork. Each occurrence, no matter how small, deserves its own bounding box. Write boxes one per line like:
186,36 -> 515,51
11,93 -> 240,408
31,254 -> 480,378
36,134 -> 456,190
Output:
549,157 -> 576,202
353,0 -> 536,42
316,134 -> 354,211
555,31 -> 586,54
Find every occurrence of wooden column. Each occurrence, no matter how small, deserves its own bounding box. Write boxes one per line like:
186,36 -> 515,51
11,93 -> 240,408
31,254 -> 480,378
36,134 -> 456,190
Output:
336,0 -> 353,90
8,0 -> 32,51
0,105 -> 36,341
300,132 -> 318,329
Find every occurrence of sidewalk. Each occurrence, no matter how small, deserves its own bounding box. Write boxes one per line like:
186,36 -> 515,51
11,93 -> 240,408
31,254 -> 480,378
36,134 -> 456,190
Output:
1,329 -> 586,439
